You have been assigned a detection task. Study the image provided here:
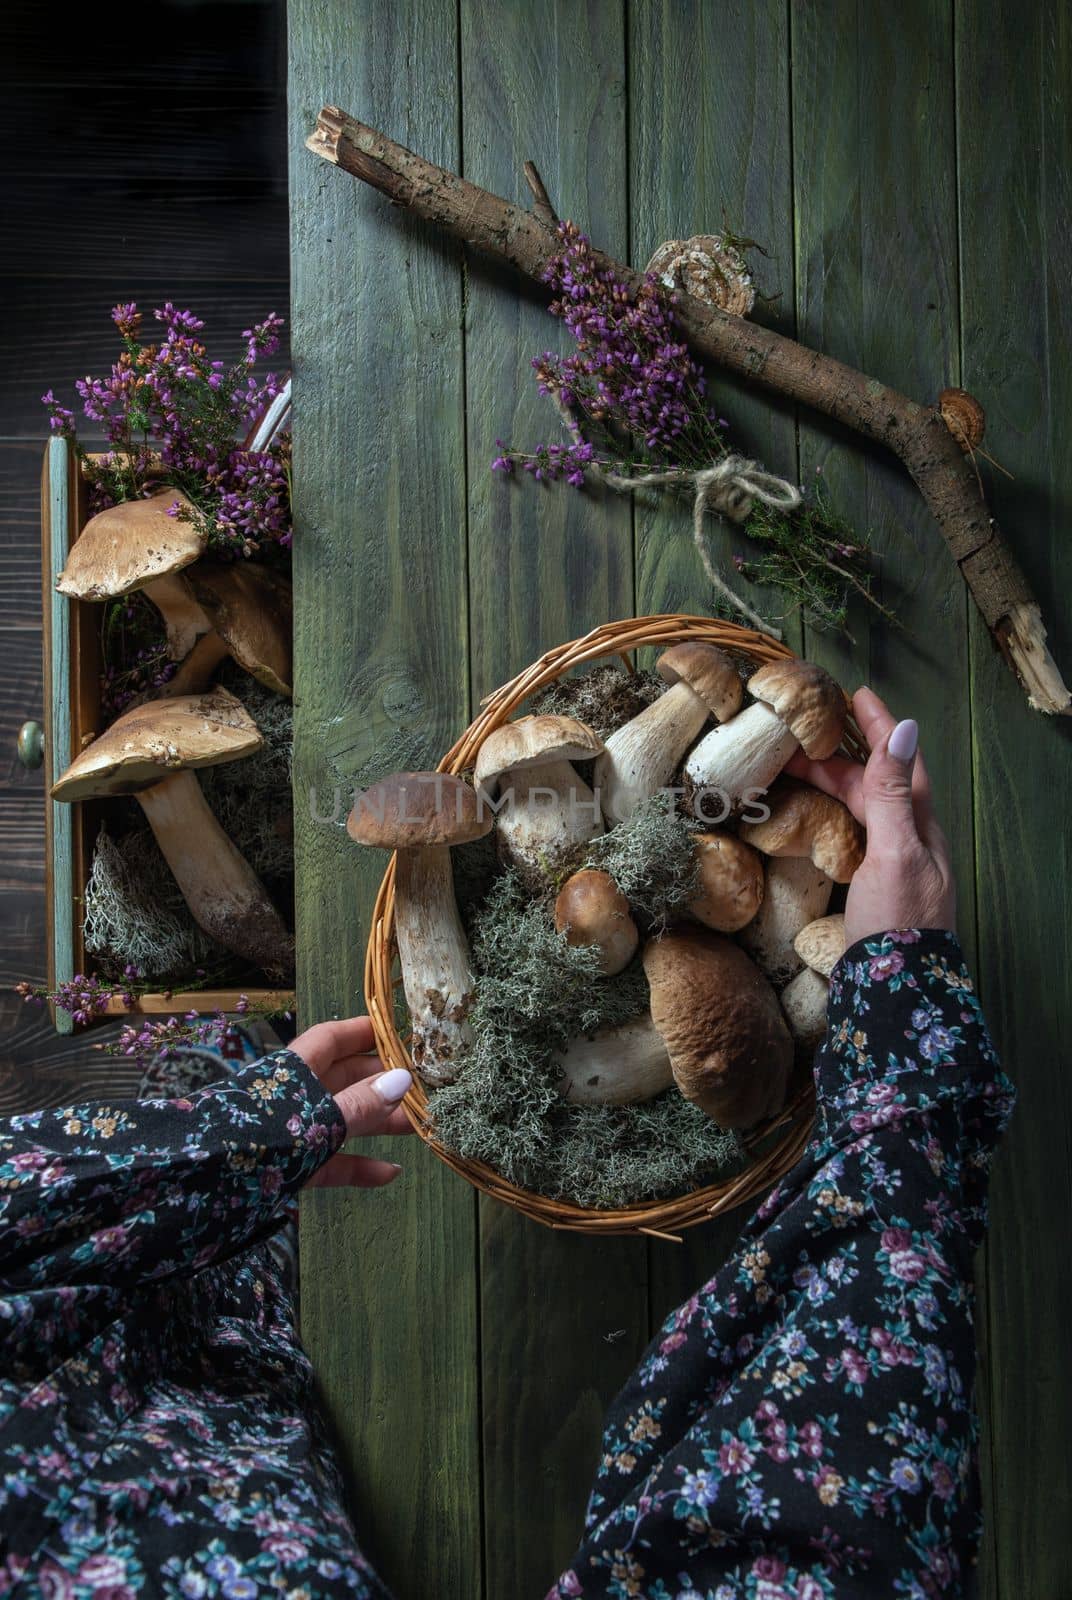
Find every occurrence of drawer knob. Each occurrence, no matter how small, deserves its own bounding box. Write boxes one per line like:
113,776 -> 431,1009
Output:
17,720 -> 44,770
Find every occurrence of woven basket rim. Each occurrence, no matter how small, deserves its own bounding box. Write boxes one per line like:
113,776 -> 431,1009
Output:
364,613 -> 860,1240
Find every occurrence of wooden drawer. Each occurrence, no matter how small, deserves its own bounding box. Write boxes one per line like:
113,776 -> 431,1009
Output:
40,436 -> 294,1032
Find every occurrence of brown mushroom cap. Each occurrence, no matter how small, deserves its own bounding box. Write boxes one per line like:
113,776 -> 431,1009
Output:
793,913 -> 848,979
347,771 -> 492,849
748,659 -> 846,760
56,488 -> 204,600
188,561 -> 293,696
657,641 -> 744,723
554,869 -> 639,976
474,714 -> 604,788
51,687 -> 262,802
739,779 -> 864,883
687,832 -> 765,933
643,929 -> 792,1128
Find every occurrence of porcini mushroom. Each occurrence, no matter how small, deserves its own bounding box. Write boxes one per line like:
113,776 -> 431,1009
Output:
553,1012 -> 674,1105
164,561 -> 293,698
643,930 -> 792,1128
56,489 -> 211,659
51,687 -> 295,982
474,715 -> 604,876
738,780 -> 864,985
685,658 -> 846,811
687,832 -> 765,933
347,771 -> 493,1085
554,868 -> 639,976
593,642 -> 743,823
780,914 -> 848,1046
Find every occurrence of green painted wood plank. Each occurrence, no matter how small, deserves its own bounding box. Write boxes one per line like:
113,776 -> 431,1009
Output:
46,437 -> 73,1036
628,0 -> 799,1328
286,7 -> 481,1595
957,4 -> 1072,1593
459,3 -> 643,1592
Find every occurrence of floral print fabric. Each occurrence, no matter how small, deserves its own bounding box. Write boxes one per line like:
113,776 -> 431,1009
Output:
550,929 -> 1015,1599
0,1051 -> 391,1598
0,930 -> 1012,1599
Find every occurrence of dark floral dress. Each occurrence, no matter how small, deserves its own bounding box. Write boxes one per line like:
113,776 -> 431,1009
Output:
0,930 -> 1012,1600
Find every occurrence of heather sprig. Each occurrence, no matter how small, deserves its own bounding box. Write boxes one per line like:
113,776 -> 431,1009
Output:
495,220 -> 887,632
43,302 -> 291,556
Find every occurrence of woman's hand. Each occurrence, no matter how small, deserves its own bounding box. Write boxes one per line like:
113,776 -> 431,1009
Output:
787,686 -> 956,948
288,1016 -> 413,1190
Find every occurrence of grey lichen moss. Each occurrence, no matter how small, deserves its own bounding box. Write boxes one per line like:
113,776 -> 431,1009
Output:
427,868 -> 743,1208
581,795 -> 701,932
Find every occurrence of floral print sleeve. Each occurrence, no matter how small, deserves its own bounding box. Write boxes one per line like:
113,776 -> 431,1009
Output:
0,1049 -> 345,1298
550,929 -> 1015,1600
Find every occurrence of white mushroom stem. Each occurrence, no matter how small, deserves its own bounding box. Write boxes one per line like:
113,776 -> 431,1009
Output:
553,1013 -> 674,1105
143,573 -> 212,660
136,770 -> 295,982
392,843 -> 475,1086
685,701 -> 799,812
739,857 -> 833,987
495,760 -> 603,872
780,966 -> 830,1047
594,680 -> 712,823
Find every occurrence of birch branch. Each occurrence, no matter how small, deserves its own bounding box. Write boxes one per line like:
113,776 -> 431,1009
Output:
306,105 -> 1070,716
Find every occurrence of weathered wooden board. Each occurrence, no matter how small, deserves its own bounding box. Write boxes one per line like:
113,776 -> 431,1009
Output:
287,2 -> 481,1594
628,0 -> 801,1341
459,4 -> 643,1593
957,3 -> 1072,1593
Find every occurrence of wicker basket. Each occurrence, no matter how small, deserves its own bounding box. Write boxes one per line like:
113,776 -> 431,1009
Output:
365,614 -> 859,1241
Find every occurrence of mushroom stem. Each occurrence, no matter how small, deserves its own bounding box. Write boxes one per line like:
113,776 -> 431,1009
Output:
739,856 -> 833,987
496,758 -> 603,873
594,680 -> 710,823
685,700 -> 799,811
393,843 -> 476,1085
142,573 -> 212,661
161,631 -> 230,697
136,770 -> 294,982
553,1012 -> 674,1105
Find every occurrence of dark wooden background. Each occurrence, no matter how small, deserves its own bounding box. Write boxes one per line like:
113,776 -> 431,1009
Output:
0,0 -> 290,1114
288,2 -> 1071,1598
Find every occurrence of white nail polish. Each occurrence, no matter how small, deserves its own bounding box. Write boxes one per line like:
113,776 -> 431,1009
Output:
372,1067 -> 412,1103
888,719 -> 919,763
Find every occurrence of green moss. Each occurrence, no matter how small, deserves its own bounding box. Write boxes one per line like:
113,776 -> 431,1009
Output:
426,867 -> 742,1208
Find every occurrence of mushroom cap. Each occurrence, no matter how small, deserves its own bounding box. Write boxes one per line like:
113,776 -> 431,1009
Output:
739,779 -> 864,882
51,687 -> 262,801
793,913 -> 847,979
188,561 -> 293,696
56,488 -> 204,600
554,869 -> 639,976
687,832 -> 765,933
657,641 -> 743,722
643,929 -> 792,1128
474,714 -> 604,787
748,659 -> 846,759
347,771 -> 493,849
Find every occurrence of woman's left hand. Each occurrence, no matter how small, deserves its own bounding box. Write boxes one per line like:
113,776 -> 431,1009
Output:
289,1016 -> 413,1190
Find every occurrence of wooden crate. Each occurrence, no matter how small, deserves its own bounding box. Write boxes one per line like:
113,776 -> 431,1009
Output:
40,436 -> 294,1032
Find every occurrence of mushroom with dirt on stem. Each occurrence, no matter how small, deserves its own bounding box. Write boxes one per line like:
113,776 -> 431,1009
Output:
685,658 -> 847,812
779,913 -> 848,1047
51,687 -> 295,982
474,714 -> 604,878
643,928 -> 792,1128
554,868 -> 639,976
593,641 -> 743,824
56,489 -> 212,660
347,771 -> 493,1086
738,779 -> 864,986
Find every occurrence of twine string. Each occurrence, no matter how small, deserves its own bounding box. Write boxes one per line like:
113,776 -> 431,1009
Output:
600,456 -> 801,638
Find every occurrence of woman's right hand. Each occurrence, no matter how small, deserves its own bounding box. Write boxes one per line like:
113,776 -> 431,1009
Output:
787,686 -> 956,948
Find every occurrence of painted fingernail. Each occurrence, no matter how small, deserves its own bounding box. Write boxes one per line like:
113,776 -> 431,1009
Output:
372,1067 -> 412,1103
389,1163 -> 403,1175
888,719 -> 919,763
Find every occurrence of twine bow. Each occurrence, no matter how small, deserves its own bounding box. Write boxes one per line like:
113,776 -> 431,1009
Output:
601,455 -> 802,638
